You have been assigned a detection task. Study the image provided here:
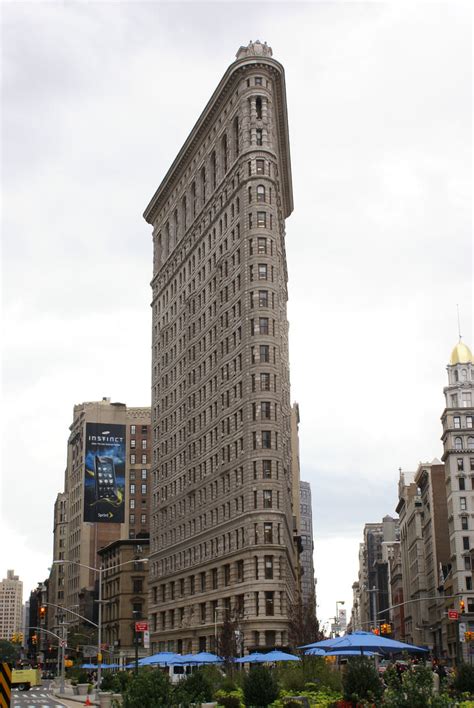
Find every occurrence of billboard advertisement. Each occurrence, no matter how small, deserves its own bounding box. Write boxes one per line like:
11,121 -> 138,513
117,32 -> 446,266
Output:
83,423 -> 126,523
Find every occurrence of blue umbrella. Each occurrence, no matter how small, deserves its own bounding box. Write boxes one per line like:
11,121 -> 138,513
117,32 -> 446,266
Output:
139,652 -> 181,666
81,663 -> 97,669
235,652 -> 267,664
260,650 -> 300,662
302,631 -> 427,656
182,651 -> 224,664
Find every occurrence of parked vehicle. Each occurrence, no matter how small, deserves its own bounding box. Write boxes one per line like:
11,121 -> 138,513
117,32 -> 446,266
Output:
11,667 -> 42,691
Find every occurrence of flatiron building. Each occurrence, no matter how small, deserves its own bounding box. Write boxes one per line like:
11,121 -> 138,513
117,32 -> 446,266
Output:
145,41 -> 300,654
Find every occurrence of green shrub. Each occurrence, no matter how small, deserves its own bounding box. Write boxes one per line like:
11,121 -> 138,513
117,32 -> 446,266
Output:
100,670 -> 131,693
454,664 -> 474,695
243,665 -> 279,707
172,667 -> 214,705
216,693 -> 241,707
383,664 -> 452,707
342,657 -> 384,705
121,668 -> 171,707
276,657 -> 342,694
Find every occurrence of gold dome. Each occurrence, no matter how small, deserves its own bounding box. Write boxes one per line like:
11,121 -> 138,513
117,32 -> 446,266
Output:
450,341 -> 474,365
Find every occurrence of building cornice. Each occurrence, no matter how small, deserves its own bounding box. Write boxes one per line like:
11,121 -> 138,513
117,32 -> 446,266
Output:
143,53 -> 293,225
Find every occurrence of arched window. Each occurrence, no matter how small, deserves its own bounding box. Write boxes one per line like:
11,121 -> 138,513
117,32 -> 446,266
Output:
454,370 -> 459,382
257,185 -> 266,202
468,437 -> 474,449
256,96 -> 262,119
455,437 -> 463,450
248,186 -> 252,203
462,369 -> 468,380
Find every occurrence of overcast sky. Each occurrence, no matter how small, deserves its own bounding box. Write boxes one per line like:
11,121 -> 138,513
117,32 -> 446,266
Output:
1,1 -> 471,630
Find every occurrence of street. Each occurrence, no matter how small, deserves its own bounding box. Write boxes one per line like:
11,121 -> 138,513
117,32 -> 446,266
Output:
11,685 -> 66,708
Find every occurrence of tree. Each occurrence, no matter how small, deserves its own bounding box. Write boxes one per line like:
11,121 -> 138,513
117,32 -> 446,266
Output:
342,657 -> 384,706
0,640 -> 20,663
218,611 -> 238,670
172,669 -> 213,706
122,668 -> 171,708
288,592 -> 321,649
243,665 -> 279,708
384,664 -> 451,707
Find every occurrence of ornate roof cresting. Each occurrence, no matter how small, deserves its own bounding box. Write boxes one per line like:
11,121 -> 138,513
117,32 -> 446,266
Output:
236,40 -> 273,60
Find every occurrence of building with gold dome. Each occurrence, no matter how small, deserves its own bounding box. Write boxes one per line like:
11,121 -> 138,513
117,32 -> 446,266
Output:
441,339 -> 474,662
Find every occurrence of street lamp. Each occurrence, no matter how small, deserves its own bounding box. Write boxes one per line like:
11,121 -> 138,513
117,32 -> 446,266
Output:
53,556 -> 148,688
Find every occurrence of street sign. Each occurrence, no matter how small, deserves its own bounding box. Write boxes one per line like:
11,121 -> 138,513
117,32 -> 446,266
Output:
83,645 -> 96,657
135,622 -> 148,632
448,610 -> 459,620
143,631 -> 150,649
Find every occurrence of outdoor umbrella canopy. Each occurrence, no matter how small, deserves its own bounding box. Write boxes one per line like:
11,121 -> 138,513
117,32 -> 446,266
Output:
81,663 -> 97,669
139,651 -> 181,666
302,631 -> 427,656
174,652 -> 224,664
260,650 -> 300,662
234,652 -> 267,664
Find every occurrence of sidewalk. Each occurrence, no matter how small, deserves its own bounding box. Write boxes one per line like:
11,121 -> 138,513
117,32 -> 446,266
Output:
51,685 -> 99,707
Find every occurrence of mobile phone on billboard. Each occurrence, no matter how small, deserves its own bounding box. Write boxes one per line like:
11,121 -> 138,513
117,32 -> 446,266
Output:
94,456 -> 118,500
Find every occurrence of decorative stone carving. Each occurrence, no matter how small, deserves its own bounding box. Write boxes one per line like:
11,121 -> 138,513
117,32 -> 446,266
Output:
236,40 -> 272,60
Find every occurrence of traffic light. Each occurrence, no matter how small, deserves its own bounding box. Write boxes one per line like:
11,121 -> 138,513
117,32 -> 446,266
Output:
18,633 -> 23,643
11,633 -> 18,643
32,634 -> 37,645
39,606 -> 46,619
465,631 -> 474,641
460,600 -> 466,614
372,627 -> 380,635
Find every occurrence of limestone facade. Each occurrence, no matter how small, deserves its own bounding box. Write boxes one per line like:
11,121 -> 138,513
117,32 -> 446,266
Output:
144,41 -> 299,653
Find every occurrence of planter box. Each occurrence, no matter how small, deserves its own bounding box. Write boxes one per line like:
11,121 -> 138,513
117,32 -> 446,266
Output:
77,683 -> 90,695
98,691 -> 113,708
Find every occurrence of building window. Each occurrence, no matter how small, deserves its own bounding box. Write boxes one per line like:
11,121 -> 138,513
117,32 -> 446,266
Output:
141,484 -> 147,494
469,437 -> 474,449
130,484 -> 135,495
263,460 -> 272,479
141,454 -> 147,464
141,469 -> 147,480
264,522 -> 273,543
263,490 -> 272,508
463,393 -> 472,407
224,564 -> 230,586
129,514 -> 135,524
130,425 -> 136,435
264,556 -> 273,579
130,439 -> 136,448
212,568 -> 218,590
471,458 -> 474,472
462,516 -> 469,530
256,129 -> 263,145
463,537 -> 470,550
130,499 -> 135,510
454,416 -> 461,429
464,556 -> 471,570
260,373 -> 270,391
258,290 -> 268,307
259,318 -> 269,334
468,577 -> 473,591
260,345 -> 270,362
256,159 -> 264,174
459,476 -> 466,490
461,497 -> 467,511
261,402 -> 271,419
200,603 -> 206,623
189,576 -> 195,595
257,211 -> 266,228
142,439 -> 147,450
455,437 -> 463,451
130,454 -> 136,464
458,459 -> 465,472
200,572 -> 206,593
233,116 -> 239,157
237,560 -> 244,583
451,394 -> 458,407
133,578 -> 143,593
255,76 -> 263,86
257,185 -> 266,203
258,264 -> 268,280
265,591 -> 274,616
141,513 -> 146,524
